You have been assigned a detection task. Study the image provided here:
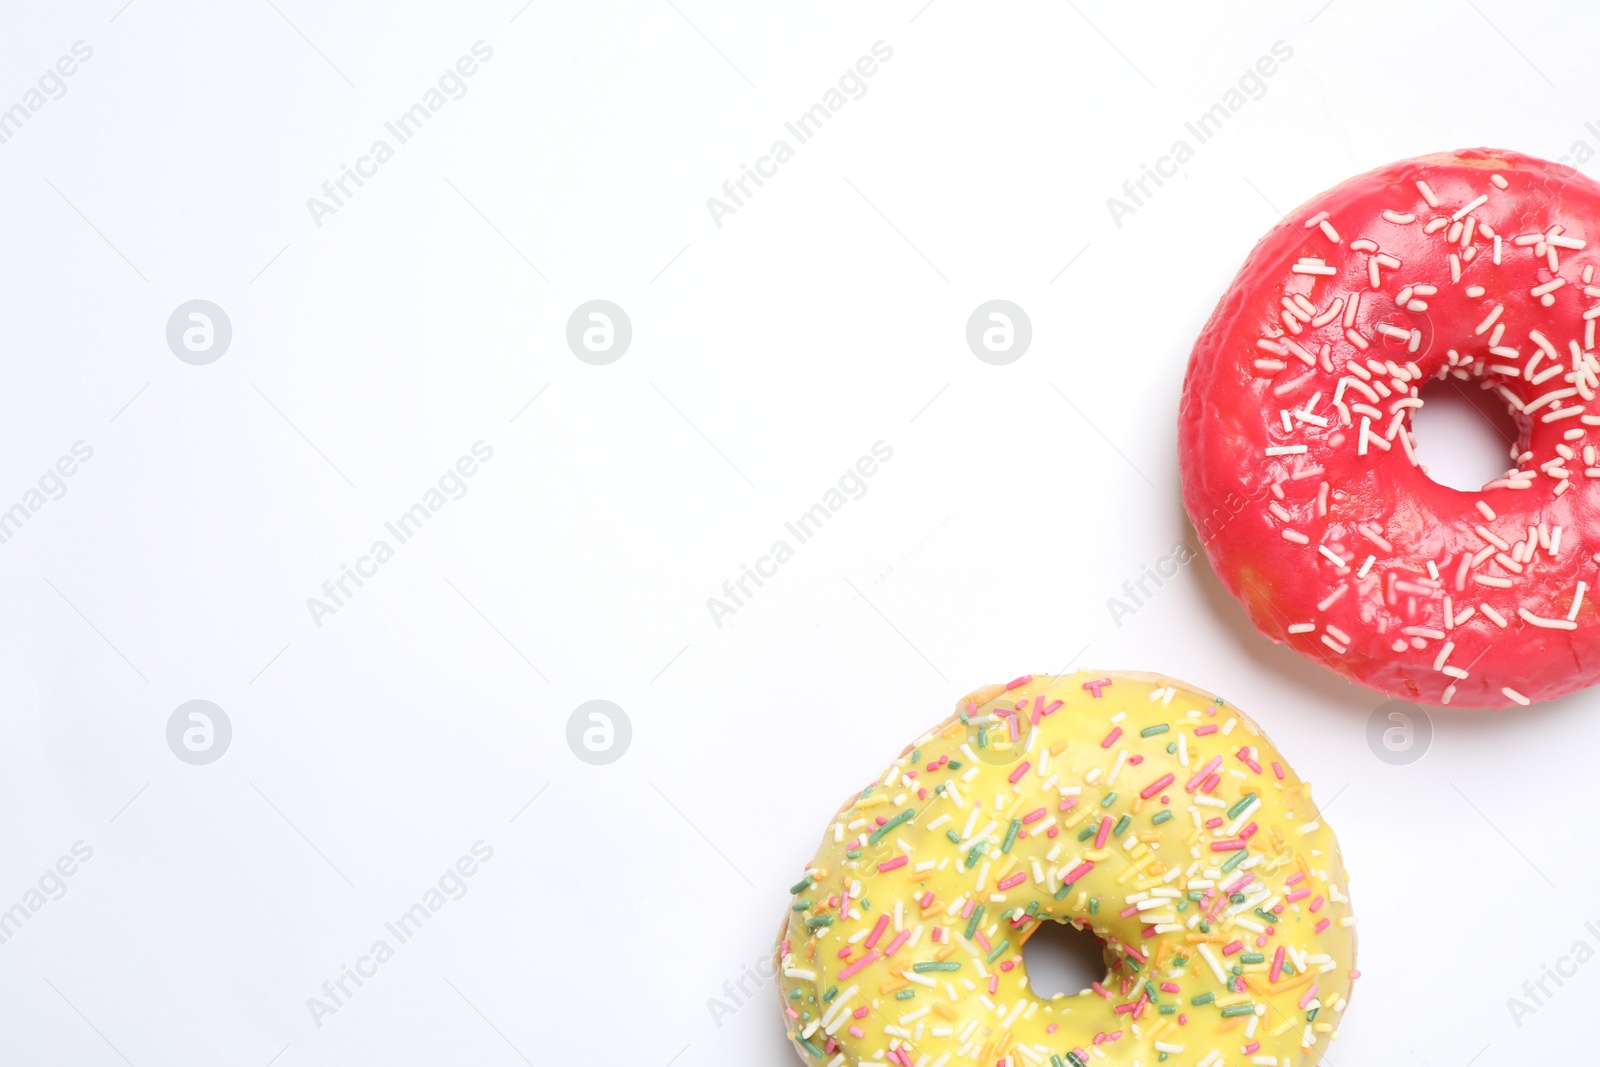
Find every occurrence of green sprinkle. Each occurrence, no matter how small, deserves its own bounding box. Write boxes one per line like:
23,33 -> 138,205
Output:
845,849 -> 861,859
1255,909 -> 1279,925
1166,741 -> 1177,754
1002,819 -> 1021,853
977,724 -> 988,748
1221,1003 -> 1255,1017
911,749 -> 920,763
985,939 -> 1011,964
965,905 -> 986,939
945,830 -> 960,844
1101,792 -> 1118,807
823,986 -> 839,1001
1188,890 -> 1205,901
1241,952 -> 1265,964
1307,1007 -> 1320,1022
1191,991 -> 1216,1005
797,1035 -> 824,1058
895,989 -> 915,1000
1220,849 -> 1249,873
1067,1054 -> 1089,1067
965,843 -> 986,868
1152,810 -> 1174,825
805,916 -> 833,928
1158,1003 -> 1177,1014
789,875 -> 813,895
792,901 -> 810,911
1113,814 -> 1131,836
1230,893 -> 1247,905
1055,883 -> 1071,900
1198,921 -> 1211,933
1078,826 -> 1097,842
1176,900 -> 1188,912
869,808 -> 915,845
1052,1057 -> 1066,1067
1124,954 -> 1142,971
1140,724 -> 1170,737
1089,897 -> 1099,915
788,988 -> 802,999
912,961 -> 961,972
1226,792 -> 1258,820
947,760 -> 962,770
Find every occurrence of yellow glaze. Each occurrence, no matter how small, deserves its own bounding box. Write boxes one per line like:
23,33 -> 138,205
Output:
777,671 -> 1356,1067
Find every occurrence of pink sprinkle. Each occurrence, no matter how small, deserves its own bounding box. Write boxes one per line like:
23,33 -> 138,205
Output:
1083,678 -> 1113,697
852,1006 -> 868,1019
1006,714 -> 1020,742
1178,1014 -> 1187,1025
1222,872 -> 1254,895
1310,895 -> 1325,912
1205,817 -> 1223,829
847,1026 -> 864,1039
1269,946 -> 1285,982
1125,946 -> 1147,965
1047,827 -> 1059,838
1022,807 -> 1048,824
988,975 -> 999,994
1200,773 -> 1221,794
1101,727 -> 1122,748
931,926 -> 942,942
864,914 -> 890,949
1194,724 -> 1219,736
974,931 -> 992,952
1160,981 -> 1180,994
1222,940 -> 1243,956
1298,984 -> 1319,1010
1091,981 -> 1111,999
1350,969 -> 1361,979
1240,822 -> 1258,840
1000,959 -> 1015,970
919,892 -> 934,907
1236,747 -> 1262,773
960,898 -> 975,919
874,815 -> 887,827
787,1007 -> 800,1020
837,950 -> 879,979
1120,904 -> 1140,919
1185,756 -> 1223,792
1008,761 -> 1032,784
997,872 -> 1026,891
1244,1041 -> 1260,1055
1271,761 -> 1285,780
883,930 -> 911,957
877,856 -> 908,873
1063,860 -> 1096,884
1286,872 -> 1305,887
1095,816 -> 1113,848
837,946 -> 852,959
1210,839 -> 1247,852
1140,773 -> 1175,799
1006,675 -> 1032,690
1046,1024 -> 1058,1034
1041,699 -> 1064,716
1059,796 -> 1078,811
1314,918 -> 1330,934
1285,888 -> 1310,904
1127,754 -> 1144,764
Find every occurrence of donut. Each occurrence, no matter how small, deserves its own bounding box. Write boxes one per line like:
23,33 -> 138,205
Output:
1180,149 -> 1600,709
776,671 -> 1356,1067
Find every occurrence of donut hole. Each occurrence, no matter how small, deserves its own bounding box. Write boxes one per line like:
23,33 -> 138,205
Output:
1410,377 -> 1520,491
1019,920 -> 1107,998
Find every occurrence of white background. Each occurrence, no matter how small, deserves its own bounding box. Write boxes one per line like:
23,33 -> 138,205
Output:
0,0 -> 1593,1064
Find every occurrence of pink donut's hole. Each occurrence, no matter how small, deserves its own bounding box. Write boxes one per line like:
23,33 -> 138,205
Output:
1019,920 -> 1108,997
1410,376 -> 1522,492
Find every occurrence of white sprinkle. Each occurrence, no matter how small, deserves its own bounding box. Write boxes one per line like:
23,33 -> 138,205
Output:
1481,604 -> 1508,628
1287,623 -> 1316,634
1502,687 -> 1531,706
1282,529 -> 1310,545
1416,180 -> 1439,207
1452,194 -> 1488,221
1491,173 -> 1509,189
1266,445 -> 1308,456
1569,581 -> 1588,621
1519,607 -> 1578,630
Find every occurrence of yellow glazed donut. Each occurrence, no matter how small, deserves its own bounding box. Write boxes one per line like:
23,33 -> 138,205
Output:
776,671 -> 1357,1067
